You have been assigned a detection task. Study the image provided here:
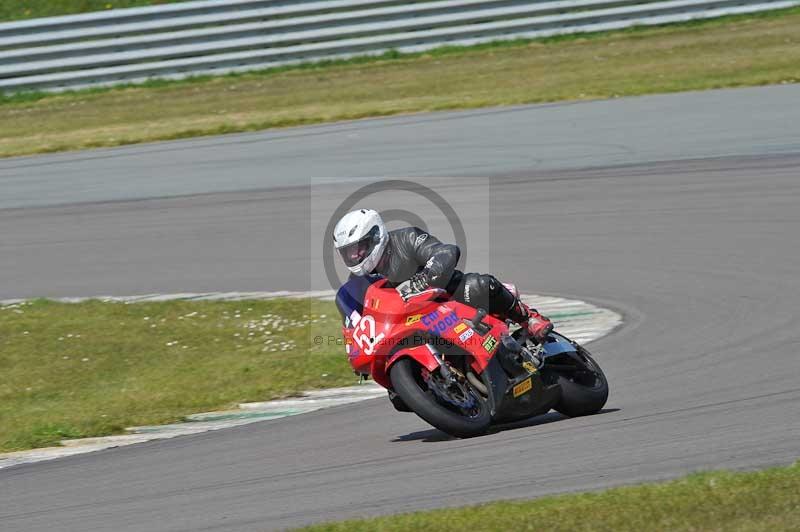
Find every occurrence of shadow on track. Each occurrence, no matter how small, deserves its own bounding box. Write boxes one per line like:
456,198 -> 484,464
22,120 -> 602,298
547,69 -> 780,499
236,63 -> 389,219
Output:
392,409 -> 620,443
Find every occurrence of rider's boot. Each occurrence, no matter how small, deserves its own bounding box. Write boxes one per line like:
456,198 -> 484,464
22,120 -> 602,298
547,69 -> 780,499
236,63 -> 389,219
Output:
507,298 -> 553,344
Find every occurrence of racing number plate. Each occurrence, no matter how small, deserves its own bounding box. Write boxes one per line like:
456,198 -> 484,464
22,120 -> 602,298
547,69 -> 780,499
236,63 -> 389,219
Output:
513,377 -> 533,398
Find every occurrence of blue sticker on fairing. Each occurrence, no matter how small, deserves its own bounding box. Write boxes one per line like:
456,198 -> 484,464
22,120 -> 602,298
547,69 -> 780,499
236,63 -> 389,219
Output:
422,310 -> 459,335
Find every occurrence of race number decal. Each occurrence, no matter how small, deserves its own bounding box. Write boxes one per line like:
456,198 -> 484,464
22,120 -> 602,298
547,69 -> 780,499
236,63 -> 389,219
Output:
353,315 -> 385,356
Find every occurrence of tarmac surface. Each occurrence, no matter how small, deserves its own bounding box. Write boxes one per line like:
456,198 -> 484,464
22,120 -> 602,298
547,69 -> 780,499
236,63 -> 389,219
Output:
1,85 -> 799,531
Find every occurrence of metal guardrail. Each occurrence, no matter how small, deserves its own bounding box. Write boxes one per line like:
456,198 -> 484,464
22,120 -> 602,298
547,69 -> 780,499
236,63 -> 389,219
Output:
0,0 -> 797,92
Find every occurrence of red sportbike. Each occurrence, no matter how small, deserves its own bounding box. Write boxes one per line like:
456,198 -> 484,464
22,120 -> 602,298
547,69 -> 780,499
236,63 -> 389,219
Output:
341,277 -> 609,438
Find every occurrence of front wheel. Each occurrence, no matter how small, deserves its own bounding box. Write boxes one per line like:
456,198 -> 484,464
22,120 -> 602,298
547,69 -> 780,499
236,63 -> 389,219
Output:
390,358 -> 491,438
552,346 -> 609,417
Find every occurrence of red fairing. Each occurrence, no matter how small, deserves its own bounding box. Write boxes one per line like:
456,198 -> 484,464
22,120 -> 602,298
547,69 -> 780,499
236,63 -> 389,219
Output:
385,344 -> 440,374
342,278 -> 506,389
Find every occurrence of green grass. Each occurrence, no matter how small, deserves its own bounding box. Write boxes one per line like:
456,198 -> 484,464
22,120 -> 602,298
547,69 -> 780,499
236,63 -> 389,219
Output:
0,1 -> 188,22
299,462 -> 800,532
0,298 -> 351,452
0,7 -> 799,158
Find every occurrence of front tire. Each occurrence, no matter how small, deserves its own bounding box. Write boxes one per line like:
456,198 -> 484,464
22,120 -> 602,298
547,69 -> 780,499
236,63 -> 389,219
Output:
390,358 -> 491,438
553,346 -> 609,417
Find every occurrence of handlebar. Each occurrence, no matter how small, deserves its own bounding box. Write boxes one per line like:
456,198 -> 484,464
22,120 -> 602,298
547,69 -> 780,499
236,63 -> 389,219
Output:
400,287 -> 448,304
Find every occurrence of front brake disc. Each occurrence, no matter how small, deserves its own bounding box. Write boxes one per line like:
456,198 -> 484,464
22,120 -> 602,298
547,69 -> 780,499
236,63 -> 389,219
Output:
425,371 -> 476,409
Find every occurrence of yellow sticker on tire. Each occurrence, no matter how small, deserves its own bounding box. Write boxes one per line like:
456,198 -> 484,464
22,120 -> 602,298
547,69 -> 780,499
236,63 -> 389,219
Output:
513,377 -> 533,398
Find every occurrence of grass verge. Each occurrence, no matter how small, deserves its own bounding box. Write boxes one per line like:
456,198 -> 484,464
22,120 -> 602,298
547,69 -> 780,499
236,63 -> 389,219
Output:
1,8 -> 799,158
0,298 -> 349,452
299,462 -> 800,531
0,1 -> 187,22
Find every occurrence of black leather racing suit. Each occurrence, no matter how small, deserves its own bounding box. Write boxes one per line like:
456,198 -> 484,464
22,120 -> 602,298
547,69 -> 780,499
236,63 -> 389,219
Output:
373,227 -> 525,321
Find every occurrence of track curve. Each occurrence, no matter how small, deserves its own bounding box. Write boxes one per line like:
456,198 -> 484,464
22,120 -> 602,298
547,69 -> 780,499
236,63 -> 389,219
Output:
1,85 -> 800,531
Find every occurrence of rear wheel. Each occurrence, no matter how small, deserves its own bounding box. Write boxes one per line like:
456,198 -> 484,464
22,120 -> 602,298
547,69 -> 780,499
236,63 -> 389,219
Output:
552,346 -> 608,417
390,358 -> 491,438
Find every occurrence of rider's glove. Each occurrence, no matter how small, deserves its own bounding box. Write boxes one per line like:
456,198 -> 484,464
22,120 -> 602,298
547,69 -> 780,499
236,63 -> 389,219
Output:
408,271 -> 430,293
396,272 -> 431,301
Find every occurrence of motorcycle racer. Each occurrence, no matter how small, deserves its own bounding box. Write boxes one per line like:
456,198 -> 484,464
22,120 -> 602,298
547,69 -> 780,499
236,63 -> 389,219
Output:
332,209 -> 553,343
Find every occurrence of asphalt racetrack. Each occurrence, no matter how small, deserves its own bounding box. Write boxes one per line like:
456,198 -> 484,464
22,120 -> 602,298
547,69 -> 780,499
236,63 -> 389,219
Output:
2,85 -> 800,531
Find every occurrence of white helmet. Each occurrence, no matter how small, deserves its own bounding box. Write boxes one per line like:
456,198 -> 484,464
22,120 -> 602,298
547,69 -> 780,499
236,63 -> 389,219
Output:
333,209 -> 388,276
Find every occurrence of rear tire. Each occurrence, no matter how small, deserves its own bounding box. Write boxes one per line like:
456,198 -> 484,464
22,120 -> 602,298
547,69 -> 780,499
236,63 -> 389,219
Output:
390,358 -> 491,438
553,347 -> 609,417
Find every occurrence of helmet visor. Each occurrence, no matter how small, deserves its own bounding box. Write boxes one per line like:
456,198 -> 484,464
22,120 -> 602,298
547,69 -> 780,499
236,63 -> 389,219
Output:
338,226 -> 380,268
